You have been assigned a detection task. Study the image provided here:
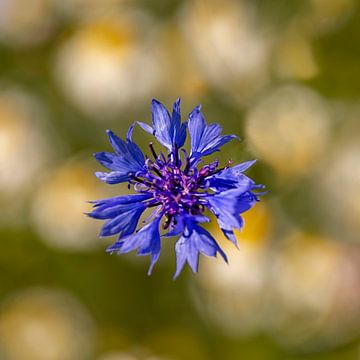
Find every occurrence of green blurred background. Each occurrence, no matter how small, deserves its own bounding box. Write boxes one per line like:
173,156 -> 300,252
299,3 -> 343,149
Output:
0,0 -> 359,359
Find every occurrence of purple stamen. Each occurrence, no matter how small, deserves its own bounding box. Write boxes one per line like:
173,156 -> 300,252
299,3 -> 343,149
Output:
129,148 -> 226,220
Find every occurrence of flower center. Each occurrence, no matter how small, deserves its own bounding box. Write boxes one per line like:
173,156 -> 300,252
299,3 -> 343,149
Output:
129,143 -> 222,228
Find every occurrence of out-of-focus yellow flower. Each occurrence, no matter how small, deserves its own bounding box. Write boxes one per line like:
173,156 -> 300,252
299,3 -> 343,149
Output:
246,84 -> 331,178
0,288 -> 95,360
0,0 -> 56,46
54,0 -> 127,19
320,142 -> 360,242
179,0 -> 270,104
98,354 -> 138,360
306,0 -> 355,35
0,89 -> 53,226
194,202 -> 273,336
31,157 -> 105,251
154,24 -> 208,101
98,351 -> 171,360
234,201 -> 273,244
54,13 -> 160,118
269,231 -> 360,351
99,354 -> 138,360
0,89 -> 51,193
274,31 -> 318,80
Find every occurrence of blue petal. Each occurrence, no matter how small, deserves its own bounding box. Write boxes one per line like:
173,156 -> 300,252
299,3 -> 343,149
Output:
126,124 -> 146,166
137,121 -> 154,135
217,217 -> 241,247
97,202 -> 147,237
200,134 -> 238,157
163,219 -> 185,238
107,217 -> 162,275
205,189 -> 261,247
94,151 -> 117,170
230,160 -> 257,172
188,105 -> 205,153
126,123 -> 136,141
88,193 -> 152,219
94,128 -> 145,184
177,122 -> 187,148
174,222 -> 227,279
170,98 -> 187,148
188,106 -> 238,160
95,171 -> 130,184
88,193 -> 151,237
106,129 -> 127,155
206,160 -> 256,192
163,214 -> 209,238
194,225 -> 227,261
206,189 -> 257,233
95,148 -> 143,172
142,99 -> 187,150
90,193 -> 152,208
171,97 -> 181,126
151,99 -> 173,149
174,235 -> 198,276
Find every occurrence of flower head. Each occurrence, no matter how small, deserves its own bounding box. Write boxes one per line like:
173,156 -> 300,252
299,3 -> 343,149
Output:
88,98 -> 265,278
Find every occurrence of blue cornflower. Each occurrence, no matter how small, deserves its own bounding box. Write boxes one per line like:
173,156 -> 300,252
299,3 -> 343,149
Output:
88,98 -> 265,278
